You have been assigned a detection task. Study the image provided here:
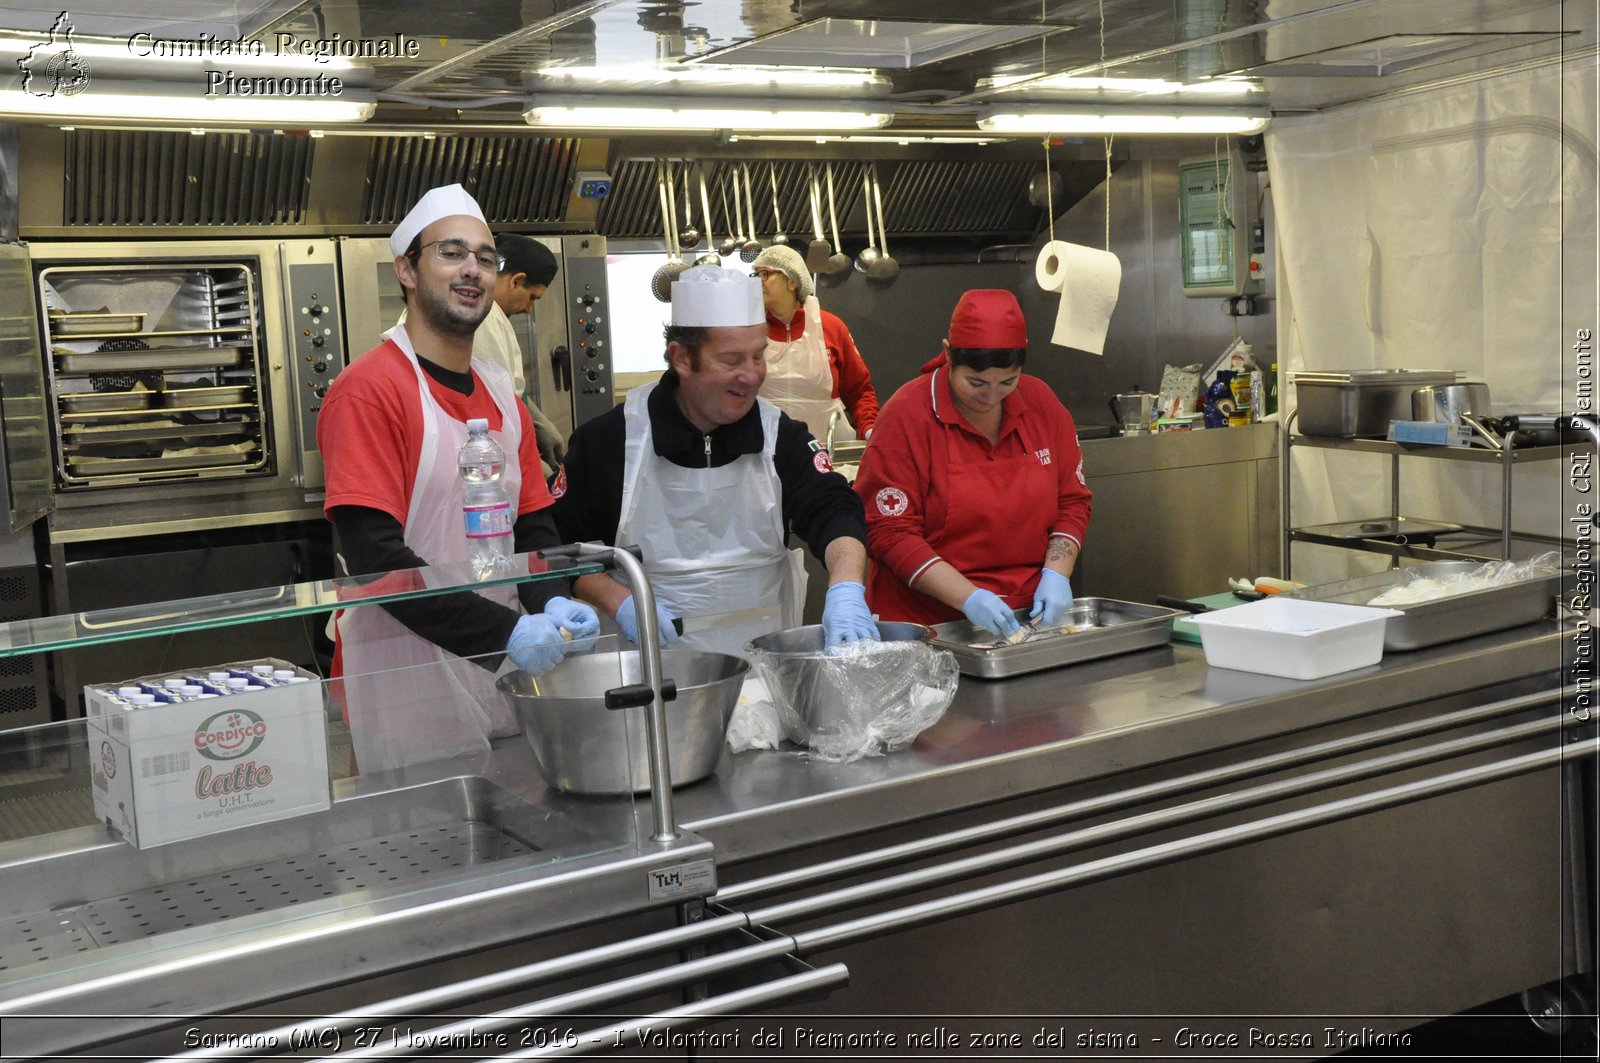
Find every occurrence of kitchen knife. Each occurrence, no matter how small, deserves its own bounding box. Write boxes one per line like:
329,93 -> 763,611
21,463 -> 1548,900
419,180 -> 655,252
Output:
670,604 -> 781,637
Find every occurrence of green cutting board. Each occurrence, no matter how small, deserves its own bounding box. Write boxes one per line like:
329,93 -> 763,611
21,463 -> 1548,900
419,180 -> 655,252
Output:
1170,592 -> 1255,643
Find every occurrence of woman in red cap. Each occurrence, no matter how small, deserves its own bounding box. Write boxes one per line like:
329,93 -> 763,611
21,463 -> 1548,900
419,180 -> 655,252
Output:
853,289 -> 1090,637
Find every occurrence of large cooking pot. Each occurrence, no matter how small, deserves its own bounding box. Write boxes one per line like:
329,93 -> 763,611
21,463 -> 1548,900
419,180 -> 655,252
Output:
498,649 -> 748,795
1411,382 -> 1491,425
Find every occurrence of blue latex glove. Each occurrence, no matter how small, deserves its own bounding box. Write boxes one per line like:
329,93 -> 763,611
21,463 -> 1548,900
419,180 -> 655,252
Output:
506,614 -> 568,675
1030,569 -> 1074,627
616,594 -> 682,646
543,595 -> 600,641
821,582 -> 878,645
962,588 -> 1021,638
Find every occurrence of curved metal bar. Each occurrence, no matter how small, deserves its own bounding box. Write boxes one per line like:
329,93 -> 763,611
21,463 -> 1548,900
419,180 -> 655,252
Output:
789,740 -> 1594,955
718,685 -> 1568,905
165,913 -> 754,1061
508,964 -> 851,1060
569,542 -> 676,841
328,938 -> 803,1060
749,713 -> 1574,928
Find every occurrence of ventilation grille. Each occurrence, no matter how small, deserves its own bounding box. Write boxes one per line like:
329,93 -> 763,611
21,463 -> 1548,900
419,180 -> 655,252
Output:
883,160 -> 1039,235
596,158 -> 1042,241
63,131 -> 314,227
361,136 -> 580,227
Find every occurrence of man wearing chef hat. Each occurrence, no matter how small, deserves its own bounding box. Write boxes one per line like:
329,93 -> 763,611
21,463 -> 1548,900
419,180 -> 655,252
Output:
547,265 -> 878,656
318,183 -> 598,773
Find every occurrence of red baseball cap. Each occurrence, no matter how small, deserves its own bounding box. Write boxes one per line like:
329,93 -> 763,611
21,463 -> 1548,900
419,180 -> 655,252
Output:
947,289 -> 1028,348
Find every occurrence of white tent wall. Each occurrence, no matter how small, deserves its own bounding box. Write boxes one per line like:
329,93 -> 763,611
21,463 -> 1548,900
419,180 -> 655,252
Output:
1267,53 -> 1598,584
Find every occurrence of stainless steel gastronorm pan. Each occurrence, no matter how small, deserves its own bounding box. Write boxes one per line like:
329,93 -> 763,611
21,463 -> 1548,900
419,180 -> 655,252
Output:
1284,561 -> 1558,650
1294,370 -> 1457,438
929,598 -> 1183,679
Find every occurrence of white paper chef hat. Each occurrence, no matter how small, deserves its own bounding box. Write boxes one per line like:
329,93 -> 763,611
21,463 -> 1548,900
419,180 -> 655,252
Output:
670,265 -> 764,327
389,183 -> 488,257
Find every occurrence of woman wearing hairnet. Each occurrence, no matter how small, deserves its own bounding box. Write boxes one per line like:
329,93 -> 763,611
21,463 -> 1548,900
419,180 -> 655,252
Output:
852,289 -> 1091,638
750,244 -> 879,444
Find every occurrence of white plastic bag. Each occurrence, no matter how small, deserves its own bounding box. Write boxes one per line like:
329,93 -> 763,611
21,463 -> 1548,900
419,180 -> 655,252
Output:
726,676 -> 785,753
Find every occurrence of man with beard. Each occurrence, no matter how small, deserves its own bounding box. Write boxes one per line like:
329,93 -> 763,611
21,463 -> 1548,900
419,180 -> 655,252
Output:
318,184 -> 597,773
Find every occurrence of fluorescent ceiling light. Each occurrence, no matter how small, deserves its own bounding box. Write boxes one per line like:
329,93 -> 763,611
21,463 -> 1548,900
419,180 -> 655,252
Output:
525,95 -> 892,131
977,108 -> 1269,135
0,78 -> 375,125
729,133 -> 999,145
533,64 -> 888,95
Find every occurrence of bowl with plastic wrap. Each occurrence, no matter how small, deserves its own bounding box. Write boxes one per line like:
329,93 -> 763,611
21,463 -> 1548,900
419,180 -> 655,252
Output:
744,623 -> 957,761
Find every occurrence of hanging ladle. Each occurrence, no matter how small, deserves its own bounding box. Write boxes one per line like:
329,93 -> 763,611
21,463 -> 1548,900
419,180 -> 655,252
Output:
678,163 -> 701,249
695,165 -> 721,266
768,163 -> 789,247
717,170 -> 741,258
818,161 -> 852,287
649,159 -> 689,302
739,164 -> 764,262
854,167 -> 881,275
865,165 -> 899,286
804,163 -> 832,273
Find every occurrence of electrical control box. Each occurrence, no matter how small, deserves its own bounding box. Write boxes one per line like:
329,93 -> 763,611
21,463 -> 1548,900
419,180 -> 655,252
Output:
1178,145 -> 1262,298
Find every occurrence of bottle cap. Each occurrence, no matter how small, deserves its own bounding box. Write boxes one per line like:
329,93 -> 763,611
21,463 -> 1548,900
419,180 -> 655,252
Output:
182,685 -> 204,696
226,677 -> 249,690
118,686 -> 142,697
273,669 -> 295,679
208,672 -> 230,682
163,678 -> 187,689
251,664 -> 273,675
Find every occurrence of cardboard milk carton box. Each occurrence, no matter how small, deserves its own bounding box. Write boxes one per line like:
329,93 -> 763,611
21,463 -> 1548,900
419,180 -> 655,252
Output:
87,658 -> 331,848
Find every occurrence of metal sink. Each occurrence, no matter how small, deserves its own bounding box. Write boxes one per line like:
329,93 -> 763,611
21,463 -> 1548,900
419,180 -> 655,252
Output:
0,776 -> 585,973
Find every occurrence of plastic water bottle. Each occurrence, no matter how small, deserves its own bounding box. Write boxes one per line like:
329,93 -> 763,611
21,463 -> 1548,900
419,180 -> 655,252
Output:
459,417 -> 514,579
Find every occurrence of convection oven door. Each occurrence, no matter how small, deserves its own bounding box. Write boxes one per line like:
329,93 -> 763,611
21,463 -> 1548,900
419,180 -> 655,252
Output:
0,243 -> 52,532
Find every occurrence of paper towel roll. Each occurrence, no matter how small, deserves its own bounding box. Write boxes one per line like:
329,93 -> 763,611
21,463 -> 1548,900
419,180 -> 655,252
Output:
1035,240 -> 1122,355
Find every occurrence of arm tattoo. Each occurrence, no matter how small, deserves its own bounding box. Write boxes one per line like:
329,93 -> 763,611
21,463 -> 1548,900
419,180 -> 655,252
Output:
1047,538 -> 1078,564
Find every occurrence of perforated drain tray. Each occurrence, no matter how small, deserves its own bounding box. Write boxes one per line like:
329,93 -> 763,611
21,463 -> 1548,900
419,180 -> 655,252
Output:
0,776 -> 586,973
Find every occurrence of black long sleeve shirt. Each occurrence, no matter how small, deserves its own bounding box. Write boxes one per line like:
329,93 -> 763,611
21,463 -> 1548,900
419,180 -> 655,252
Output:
549,370 -> 867,560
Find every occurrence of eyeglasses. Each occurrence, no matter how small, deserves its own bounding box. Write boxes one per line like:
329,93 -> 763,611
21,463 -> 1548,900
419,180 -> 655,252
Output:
419,240 -> 503,272
752,268 -> 782,280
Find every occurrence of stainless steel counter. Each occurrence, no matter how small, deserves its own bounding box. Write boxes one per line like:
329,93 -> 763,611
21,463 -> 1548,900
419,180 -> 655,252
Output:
673,619 -> 1563,861
0,618 -> 1580,1058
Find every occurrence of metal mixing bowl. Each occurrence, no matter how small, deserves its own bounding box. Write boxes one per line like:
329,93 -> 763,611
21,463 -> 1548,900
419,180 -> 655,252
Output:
745,622 -> 931,742
498,649 -> 748,795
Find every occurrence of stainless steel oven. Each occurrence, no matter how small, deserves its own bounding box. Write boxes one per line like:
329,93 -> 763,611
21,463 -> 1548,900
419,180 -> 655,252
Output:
21,239 -> 345,544
337,234 -> 616,440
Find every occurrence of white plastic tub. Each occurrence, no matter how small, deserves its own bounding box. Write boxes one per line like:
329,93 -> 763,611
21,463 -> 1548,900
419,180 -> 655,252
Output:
1191,598 -> 1402,680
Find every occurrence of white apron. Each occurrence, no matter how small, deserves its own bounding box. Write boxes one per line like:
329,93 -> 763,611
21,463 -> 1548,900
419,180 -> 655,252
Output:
614,382 -> 800,658
762,296 -> 855,446
336,324 -> 525,774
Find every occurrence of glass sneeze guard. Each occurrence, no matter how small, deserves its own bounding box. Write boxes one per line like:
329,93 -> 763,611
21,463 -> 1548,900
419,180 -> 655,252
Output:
0,550 -> 605,657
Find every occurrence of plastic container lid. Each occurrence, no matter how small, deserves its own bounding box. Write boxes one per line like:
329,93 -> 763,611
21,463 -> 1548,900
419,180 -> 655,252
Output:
129,694 -> 157,706
208,672 -> 230,682
163,678 -> 188,689
273,669 -> 296,680
117,686 -> 143,697
226,677 -> 250,690
285,676 -> 311,684
181,685 -> 204,696
251,664 -> 274,676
